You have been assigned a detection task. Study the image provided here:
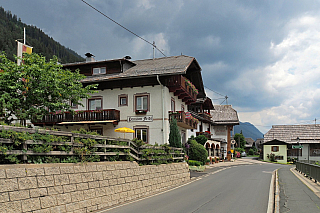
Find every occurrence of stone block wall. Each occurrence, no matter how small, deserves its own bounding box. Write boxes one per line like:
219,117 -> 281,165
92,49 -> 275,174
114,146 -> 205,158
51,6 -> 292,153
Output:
0,161 -> 190,213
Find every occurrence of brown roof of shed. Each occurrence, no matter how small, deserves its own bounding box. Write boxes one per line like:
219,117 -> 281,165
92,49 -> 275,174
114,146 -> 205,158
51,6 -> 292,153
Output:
210,105 -> 239,125
264,124 -> 320,144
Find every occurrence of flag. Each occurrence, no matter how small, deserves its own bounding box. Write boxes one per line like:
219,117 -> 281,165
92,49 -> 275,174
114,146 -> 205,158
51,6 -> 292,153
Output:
185,111 -> 191,119
17,41 -> 33,65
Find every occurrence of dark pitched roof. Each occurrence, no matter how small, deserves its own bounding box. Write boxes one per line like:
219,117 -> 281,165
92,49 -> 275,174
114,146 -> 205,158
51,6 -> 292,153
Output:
210,105 -> 239,125
81,55 -> 198,83
264,124 -> 320,144
263,139 -> 288,146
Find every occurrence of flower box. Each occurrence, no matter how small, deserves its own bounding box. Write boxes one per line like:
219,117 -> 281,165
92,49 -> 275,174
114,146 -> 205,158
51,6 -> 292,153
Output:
135,110 -> 147,114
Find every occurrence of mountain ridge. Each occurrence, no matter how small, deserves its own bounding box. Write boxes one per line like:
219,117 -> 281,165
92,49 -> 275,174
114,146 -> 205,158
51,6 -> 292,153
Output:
234,121 -> 263,141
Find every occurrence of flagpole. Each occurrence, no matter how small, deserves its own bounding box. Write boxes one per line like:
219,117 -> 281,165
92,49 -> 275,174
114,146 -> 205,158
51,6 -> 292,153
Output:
23,27 -> 26,44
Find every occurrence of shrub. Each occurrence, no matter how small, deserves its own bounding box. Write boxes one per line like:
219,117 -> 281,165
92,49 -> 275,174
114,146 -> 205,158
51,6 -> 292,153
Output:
188,160 -> 202,166
235,147 -> 245,153
267,153 -> 277,162
248,149 -> 254,155
195,135 -> 207,146
188,139 -> 208,164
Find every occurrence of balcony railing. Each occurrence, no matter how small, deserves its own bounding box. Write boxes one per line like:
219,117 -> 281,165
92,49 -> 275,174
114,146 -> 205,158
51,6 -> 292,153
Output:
165,75 -> 197,104
33,109 -> 120,125
197,112 -> 212,123
169,111 -> 198,129
196,131 -> 211,139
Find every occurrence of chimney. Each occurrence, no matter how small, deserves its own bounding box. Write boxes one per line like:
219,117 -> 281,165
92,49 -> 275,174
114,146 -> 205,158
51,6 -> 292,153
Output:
85,53 -> 95,62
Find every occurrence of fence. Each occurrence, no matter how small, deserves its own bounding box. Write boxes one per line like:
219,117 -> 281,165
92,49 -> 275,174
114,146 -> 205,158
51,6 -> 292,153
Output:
296,161 -> 320,183
0,125 -> 184,164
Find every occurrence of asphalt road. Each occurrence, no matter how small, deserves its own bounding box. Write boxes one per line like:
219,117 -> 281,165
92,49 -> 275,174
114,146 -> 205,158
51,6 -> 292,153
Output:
99,161 -> 286,213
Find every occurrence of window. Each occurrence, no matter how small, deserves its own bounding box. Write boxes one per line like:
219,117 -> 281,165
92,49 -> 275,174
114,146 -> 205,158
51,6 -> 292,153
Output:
93,67 -> 106,75
136,96 -> 148,110
135,128 -> 148,143
275,156 -> 284,160
88,97 -> 102,110
70,101 -> 78,109
118,94 -> 128,106
134,93 -> 150,111
171,98 -> 175,112
271,146 -> 279,152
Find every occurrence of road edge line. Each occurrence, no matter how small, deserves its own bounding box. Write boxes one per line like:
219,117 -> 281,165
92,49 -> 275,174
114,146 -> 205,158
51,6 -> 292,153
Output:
274,169 -> 280,213
267,169 -> 276,213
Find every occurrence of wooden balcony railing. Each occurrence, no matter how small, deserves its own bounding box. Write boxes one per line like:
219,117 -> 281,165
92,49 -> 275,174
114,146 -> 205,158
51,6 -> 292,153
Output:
197,112 -> 212,123
169,111 -> 198,129
196,131 -> 212,139
165,75 -> 197,104
32,109 -> 120,125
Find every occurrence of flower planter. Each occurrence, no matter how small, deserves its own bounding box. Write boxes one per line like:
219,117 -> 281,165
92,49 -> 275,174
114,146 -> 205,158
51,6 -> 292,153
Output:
135,110 -> 147,114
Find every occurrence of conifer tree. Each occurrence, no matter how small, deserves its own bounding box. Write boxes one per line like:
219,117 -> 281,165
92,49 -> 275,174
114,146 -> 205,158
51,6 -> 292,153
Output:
169,118 -> 181,148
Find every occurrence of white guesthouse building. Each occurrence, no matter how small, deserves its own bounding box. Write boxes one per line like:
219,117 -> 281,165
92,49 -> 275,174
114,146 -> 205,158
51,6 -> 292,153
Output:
33,55 -> 210,145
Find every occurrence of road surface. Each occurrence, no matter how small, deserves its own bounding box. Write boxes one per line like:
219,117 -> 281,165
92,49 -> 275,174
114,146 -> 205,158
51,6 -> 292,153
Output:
98,160 -> 287,213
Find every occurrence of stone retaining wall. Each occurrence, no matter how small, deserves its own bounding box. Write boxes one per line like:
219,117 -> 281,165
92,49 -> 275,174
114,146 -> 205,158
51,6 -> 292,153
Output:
0,162 -> 190,213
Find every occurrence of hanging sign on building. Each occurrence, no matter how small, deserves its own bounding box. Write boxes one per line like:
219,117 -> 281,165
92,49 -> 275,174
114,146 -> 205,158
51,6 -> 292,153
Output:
127,115 -> 153,122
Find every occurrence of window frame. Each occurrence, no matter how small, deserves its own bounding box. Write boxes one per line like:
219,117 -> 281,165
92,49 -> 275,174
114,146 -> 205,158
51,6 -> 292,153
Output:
92,67 -> 107,75
271,146 -> 279,152
171,97 -> 175,112
181,104 -> 185,112
134,93 -> 150,112
87,96 -> 103,110
275,155 -> 284,160
134,126 -> 149,143
118,94 -> 128,107
70,101 -> 78,109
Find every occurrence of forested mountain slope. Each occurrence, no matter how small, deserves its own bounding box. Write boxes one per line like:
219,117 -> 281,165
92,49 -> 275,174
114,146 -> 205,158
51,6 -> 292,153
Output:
0,7 -> 84,63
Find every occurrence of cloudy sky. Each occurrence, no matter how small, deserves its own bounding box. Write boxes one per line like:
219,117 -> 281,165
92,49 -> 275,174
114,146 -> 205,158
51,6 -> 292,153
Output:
2,0 -> 320,133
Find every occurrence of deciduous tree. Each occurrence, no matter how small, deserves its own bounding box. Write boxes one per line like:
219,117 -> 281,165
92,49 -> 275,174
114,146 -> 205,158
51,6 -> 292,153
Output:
0,53 -> 97,125
234,133 -> 246,148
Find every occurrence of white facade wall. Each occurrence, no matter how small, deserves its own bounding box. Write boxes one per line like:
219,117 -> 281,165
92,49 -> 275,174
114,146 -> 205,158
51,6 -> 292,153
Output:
59,85 -> 189,145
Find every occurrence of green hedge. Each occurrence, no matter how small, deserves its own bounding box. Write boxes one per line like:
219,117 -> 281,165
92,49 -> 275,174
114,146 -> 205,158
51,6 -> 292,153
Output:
188,160 -> 203,166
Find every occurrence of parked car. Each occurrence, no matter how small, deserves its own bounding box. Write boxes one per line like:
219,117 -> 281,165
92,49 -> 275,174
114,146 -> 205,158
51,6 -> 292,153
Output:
241,152 -> 247,157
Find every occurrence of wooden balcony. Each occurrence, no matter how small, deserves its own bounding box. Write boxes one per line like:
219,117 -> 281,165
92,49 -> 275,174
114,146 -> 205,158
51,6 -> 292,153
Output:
32,109 -> 120,126
165,75 -> 197,104
197,112 -> 212,123
169,111 -> 198,129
